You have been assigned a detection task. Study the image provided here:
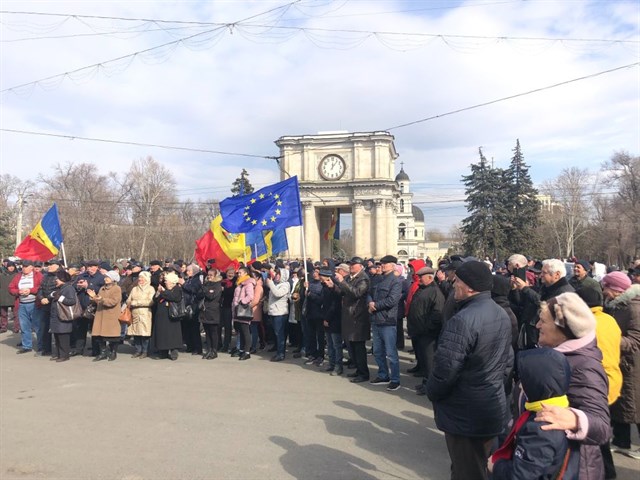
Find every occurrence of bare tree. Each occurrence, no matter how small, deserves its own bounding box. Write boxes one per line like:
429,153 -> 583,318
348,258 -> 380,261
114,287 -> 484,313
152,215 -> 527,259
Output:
601,151 -> 640,261
539,167 -> 595,259
123,157 -> 176,261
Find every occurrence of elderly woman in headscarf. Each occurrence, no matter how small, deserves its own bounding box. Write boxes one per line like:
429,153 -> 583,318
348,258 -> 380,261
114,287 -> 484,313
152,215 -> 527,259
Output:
534,291 -> 611,479
126,270 -> 155,358
88,270 -> 122,362
151,270 -> 184,361
48,269 -> 78,362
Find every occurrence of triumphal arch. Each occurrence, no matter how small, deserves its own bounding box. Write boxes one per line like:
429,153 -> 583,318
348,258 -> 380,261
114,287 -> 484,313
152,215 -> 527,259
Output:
275,131 -> 401,260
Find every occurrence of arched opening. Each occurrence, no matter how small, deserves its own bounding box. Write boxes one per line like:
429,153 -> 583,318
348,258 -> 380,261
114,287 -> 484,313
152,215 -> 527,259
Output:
398,222 -> 406,239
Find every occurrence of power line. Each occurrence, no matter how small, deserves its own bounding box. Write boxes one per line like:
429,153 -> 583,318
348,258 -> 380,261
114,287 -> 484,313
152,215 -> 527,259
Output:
0,128 -> 279,160
2,9 -> 637,44
0,0 -> 303,94
385,62 -> 640,131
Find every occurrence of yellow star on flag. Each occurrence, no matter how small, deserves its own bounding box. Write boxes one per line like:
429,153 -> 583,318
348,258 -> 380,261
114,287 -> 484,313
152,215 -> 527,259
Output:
250,198 -> 256,204
277,200 -> 282,206
275,209 -> 281,215
259,193 -> 265,199
274,194 -> 280,199
261,220 -> 267,226
251,220 -> 257,225
271,216 -> 276,222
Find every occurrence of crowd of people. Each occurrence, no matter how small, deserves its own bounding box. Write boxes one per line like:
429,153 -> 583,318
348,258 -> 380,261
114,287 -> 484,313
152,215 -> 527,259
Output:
1,253 -> 639,479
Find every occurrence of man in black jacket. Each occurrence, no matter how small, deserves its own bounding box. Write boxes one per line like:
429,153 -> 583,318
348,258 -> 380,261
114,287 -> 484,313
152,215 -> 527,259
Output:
367,255 -> 403,391
409,266 -> 444,396
426,261 -> 513,480
35,259 -> 62,356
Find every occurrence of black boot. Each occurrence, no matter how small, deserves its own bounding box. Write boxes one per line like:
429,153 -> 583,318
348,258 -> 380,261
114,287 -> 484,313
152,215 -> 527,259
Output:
108,343 -> 118,361
93,341 -> 108,362
202,349 -> 210,359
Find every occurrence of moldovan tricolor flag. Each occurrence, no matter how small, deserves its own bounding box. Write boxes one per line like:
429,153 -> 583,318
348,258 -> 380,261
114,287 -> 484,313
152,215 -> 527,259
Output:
323,208 -> 340,240
194,215 -> 247,271
14,203 -> 64,261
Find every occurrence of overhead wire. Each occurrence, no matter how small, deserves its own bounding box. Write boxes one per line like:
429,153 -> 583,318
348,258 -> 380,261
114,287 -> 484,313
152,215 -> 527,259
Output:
0,0 -> 304,94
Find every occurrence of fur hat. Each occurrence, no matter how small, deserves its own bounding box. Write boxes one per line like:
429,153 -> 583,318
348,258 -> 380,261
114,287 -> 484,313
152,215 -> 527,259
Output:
379,255 -> 398,264
454,260 -> 493,292
164,271 -> 179,284
601,271 -> 631,293
105,270 -> 120,283
548,292 -> 596,339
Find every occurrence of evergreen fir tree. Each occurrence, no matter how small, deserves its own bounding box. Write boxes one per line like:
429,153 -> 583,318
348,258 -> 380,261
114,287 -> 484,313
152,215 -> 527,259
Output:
461,148 -> 509,259
230,168 -> 254,196
503,139 -> 540,255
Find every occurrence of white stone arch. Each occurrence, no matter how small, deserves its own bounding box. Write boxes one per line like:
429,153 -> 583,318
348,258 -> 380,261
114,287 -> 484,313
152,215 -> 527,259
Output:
275,131 -> 400,260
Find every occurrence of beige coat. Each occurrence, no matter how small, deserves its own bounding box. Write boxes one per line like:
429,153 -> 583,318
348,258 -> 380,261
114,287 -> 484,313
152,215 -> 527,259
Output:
91,283 -> 122,338
126,283 -> 155,336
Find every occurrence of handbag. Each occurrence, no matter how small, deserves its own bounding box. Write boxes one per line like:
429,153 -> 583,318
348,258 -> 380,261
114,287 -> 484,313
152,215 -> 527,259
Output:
82,302 -> 96,320
168,296 -> 189,321
57,301 -> 83,322
118,305 -> 132,325
234,302 -> 253,320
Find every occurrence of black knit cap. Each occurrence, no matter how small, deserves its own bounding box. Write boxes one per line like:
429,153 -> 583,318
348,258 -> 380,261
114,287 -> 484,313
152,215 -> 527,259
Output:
455,260 -> 493,292
576,287 -> 602,308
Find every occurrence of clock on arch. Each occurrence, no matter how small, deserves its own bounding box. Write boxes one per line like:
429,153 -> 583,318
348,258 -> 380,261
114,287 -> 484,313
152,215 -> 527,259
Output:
318,154 -> 346,181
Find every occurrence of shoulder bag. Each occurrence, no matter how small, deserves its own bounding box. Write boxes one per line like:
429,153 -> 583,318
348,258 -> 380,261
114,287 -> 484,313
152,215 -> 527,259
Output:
58,301 -> 83,322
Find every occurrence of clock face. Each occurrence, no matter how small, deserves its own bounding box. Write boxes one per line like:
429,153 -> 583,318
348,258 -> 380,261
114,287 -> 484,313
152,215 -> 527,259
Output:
319,154 -> 346,180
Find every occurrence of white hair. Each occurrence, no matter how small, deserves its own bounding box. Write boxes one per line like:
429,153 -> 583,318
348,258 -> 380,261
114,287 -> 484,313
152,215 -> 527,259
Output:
542,259 -> 567,278
187,263 -> 200,275
508,254 -> 528,268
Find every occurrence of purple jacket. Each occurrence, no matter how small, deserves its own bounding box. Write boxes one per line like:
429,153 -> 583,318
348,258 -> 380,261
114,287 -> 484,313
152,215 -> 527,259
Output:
555,333 -> 610,480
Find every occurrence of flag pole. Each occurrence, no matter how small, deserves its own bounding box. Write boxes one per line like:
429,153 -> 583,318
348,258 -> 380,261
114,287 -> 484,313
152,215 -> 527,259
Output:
60,242 -> 68,267
299,221 -> 309,287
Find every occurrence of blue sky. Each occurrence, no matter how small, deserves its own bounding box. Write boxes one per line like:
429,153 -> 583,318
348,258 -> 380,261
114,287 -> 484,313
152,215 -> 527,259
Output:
1,0 -> 638,234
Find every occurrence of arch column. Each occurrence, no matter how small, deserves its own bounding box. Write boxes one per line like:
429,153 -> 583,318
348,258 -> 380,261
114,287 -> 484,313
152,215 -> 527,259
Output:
353,200 -> 364,257
374,199 -> 386,257
302,201 -> 317,260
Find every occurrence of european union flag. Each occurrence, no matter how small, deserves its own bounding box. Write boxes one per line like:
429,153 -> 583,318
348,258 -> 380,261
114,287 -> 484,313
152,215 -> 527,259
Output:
220,176 -> 302,233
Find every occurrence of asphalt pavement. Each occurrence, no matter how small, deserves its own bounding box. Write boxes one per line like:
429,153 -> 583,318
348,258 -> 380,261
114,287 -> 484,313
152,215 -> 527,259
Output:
1,332 -> 638,480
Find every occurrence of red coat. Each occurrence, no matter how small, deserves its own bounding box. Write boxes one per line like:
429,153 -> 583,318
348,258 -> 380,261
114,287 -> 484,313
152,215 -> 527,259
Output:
8,271 -> 43,310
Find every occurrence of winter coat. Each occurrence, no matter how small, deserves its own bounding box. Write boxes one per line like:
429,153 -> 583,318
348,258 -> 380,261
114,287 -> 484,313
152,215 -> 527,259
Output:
75,271 -> 105,310
321,284 -> 342,334
8,270 -> 43,304
0,269 -> 17,307
91,283 -> 122,338
569,275 -> 603,307
305,278 -> 324,321
426,291 -> 514,437
232,277 -> 255,325
605,284 -> 640,424
368,271 -> 402,326
405,259 -> 426,315
151,285 -> 184,350
397,276 -> 410,322
493,348 -> 571,480
251,277 -> 264,323
406,282 -> 444,338
200,278 -> 222,325
555,334 -> 610,480
266,269 -> 290,317
289,278 -> 305,324
37,271 -> 58,304
591,306 -> 623,405
126,282 -> 155,336
513,277 -> 574,351
492,276 -> 519,353
182,273 -> 204,312
49,283 -> 78,335
336,269 -> 370,342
